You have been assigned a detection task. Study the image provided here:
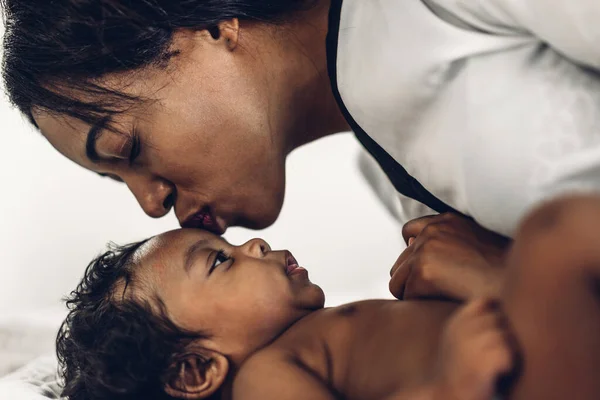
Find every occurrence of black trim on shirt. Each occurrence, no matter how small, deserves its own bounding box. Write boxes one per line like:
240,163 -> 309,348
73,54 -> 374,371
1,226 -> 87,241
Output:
326,0 -> 462,216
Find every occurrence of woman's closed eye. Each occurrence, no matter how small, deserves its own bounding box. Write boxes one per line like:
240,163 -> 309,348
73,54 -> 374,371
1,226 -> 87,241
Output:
128,130 -> 141,165
209,250 -> 231,273
99,172 -> 124,183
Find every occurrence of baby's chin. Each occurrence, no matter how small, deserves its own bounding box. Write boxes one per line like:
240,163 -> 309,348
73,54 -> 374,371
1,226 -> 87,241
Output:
312,286 -> 326,309
296,285 -> 327,314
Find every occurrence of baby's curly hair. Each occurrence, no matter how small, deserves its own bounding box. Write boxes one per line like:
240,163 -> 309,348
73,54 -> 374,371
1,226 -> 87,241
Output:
56,240 -> 208,400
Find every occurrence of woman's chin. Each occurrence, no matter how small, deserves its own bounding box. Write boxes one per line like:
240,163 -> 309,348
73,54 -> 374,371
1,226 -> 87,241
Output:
238,204 -> 284,231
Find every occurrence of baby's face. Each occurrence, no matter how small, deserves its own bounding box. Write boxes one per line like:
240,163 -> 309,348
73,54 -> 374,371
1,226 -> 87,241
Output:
130,229 -> 325,361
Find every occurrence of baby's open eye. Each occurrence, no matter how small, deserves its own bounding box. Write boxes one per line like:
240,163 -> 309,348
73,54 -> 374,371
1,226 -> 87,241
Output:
210,250 -> 230,273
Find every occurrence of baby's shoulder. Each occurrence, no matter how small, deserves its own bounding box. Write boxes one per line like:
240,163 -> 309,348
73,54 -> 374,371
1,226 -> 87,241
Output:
281,300 -> 386,342
289,300 -> 395,335
233,301 -> 404,399
234,304 -> 377,388
232,348 -> 293,399
271,300 -> 393,361
233,331 -> 330,400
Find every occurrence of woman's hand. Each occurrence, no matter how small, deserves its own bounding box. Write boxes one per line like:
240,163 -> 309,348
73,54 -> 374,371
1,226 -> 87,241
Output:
389,213 -> 510,302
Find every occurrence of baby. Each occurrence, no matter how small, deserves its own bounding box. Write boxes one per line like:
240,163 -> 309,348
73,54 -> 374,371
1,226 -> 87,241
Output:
57,196 -> 600,400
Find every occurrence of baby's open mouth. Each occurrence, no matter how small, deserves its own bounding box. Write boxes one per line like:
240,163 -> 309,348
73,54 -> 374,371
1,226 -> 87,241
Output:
285,252 -> 302,275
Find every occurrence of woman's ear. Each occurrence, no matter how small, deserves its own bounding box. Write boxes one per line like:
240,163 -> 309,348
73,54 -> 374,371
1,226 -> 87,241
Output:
217,19 -> 240,50
163,350 -> 229,399
185,19 -> 239,51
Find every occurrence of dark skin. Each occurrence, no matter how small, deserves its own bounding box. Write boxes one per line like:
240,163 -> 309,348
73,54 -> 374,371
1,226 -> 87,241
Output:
390,213 -> 511,302
233,299 -> 510,400
125,229 -> 513,400
119,195 -> 600,400
33,1 -> 349,233
390,195 -> 600,398
501,195 -> 600,400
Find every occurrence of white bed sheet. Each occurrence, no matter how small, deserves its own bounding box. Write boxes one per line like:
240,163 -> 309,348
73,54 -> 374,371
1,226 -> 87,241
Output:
0,355 -> 62,399
0,292 -> 385,400
0,307 -> 65,377
0,306 -> 65,399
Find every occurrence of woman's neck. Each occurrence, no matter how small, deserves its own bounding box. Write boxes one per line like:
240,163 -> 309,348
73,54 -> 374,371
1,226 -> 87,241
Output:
282,0 -> 351,151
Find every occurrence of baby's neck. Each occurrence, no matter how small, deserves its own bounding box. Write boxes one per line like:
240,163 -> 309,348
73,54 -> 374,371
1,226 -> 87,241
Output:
221,309 -> 325,399
218,371 -> 236,400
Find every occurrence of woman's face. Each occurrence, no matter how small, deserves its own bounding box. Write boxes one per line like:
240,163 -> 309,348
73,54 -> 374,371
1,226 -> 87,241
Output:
33,27 -> 319,233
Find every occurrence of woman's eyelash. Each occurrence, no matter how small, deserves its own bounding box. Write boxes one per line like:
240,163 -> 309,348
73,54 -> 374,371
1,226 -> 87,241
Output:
128,130 -> 141,164
99,173 -> 124,183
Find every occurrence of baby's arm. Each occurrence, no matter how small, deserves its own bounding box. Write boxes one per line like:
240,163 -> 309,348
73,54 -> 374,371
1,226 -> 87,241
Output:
382,301 -> 514,400
430,298 -> 515,400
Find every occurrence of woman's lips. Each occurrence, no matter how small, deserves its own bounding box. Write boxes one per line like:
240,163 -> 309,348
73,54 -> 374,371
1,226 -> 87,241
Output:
182,209 -> 226,235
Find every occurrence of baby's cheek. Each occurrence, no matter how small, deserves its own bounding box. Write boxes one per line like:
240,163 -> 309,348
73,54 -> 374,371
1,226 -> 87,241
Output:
251,291 -> 295,325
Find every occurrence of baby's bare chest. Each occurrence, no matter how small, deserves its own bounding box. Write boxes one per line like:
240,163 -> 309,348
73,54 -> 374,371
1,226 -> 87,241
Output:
276,301 -> 456,400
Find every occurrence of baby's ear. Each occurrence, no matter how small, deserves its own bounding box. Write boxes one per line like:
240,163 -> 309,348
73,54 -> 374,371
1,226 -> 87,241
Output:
163,349 -> 229,399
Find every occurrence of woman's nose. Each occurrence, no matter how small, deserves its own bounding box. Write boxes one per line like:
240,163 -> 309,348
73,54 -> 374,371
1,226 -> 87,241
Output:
124,175 -> 176,218
241,238 -> 271,258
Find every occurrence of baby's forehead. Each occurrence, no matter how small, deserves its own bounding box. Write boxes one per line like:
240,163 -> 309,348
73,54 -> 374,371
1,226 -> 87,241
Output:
123,229 -> 222,297
132,228 -> 223,267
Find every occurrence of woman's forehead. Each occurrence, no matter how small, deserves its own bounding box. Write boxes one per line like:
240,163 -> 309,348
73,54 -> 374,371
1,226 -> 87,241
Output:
32,111 -> 89,160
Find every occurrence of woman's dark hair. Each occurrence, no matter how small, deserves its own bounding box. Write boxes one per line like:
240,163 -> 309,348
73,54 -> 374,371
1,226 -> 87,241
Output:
1,0 -> 314,127
56,239 -> 209,400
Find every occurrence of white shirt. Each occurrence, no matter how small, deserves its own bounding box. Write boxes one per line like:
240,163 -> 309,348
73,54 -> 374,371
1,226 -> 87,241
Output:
331,0 -> 600,237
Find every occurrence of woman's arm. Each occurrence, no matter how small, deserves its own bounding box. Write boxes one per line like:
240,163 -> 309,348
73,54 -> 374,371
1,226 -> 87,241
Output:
432,0 -> 600,69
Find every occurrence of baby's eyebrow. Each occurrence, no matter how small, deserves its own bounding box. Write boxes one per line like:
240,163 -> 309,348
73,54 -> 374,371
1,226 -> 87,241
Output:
184,239 -> 211,274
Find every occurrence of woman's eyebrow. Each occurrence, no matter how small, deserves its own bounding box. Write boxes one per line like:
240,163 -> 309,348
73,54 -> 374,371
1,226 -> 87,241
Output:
184,239 -> 211,274
85,118 -> 110,162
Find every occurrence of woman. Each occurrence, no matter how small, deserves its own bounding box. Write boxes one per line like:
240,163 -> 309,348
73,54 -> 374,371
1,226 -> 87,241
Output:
2,0 -> 600,297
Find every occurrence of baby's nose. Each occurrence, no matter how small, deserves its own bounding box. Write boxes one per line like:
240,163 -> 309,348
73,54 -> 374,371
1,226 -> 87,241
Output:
242,238 -> 271,257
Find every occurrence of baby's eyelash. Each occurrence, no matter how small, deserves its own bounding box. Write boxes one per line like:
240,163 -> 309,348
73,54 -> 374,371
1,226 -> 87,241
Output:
209,250 -> 230,273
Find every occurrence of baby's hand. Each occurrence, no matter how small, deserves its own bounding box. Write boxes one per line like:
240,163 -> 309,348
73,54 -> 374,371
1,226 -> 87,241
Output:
433,298 -> 515,400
